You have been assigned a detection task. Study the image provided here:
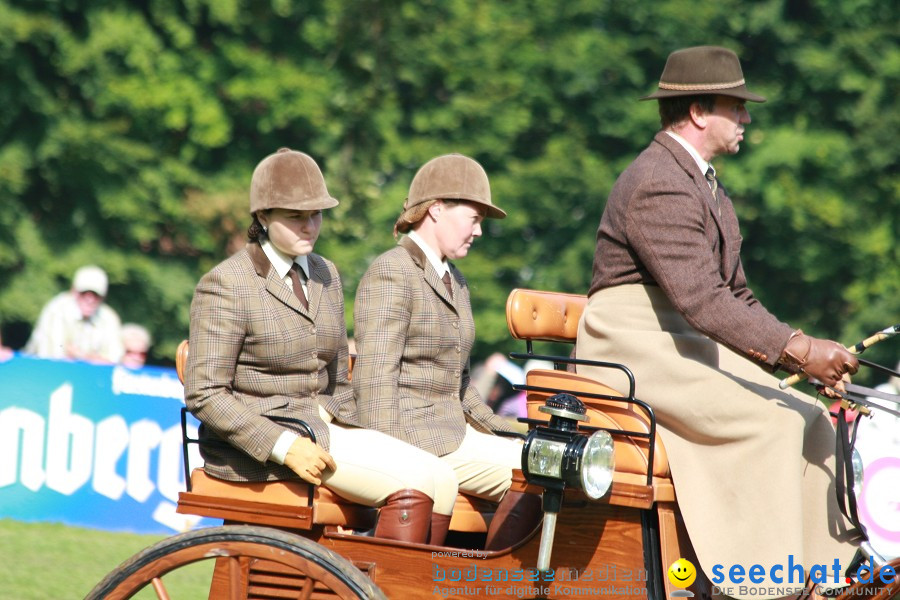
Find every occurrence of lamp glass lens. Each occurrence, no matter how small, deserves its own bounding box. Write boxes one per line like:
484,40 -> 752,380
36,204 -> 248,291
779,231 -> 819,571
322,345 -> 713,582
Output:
851,447 -> 864,494
528,438 -> 567,478
580,430 -> 615,499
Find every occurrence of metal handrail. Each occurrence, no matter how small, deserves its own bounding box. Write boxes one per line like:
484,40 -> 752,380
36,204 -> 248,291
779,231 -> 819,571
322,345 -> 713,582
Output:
509,352 -> 657,487
180,408 -> 318,506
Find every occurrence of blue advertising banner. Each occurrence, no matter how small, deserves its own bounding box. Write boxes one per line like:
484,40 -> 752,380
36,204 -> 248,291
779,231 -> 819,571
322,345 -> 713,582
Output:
0,354 -> 216,534
3,352 -> 897,559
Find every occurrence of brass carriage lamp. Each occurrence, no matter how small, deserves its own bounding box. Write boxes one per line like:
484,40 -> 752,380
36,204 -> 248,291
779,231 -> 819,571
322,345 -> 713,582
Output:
521,393 -> 615,571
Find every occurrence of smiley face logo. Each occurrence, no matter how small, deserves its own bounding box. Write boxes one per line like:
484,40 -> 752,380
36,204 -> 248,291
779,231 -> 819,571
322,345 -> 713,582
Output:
667,558 -> 697,588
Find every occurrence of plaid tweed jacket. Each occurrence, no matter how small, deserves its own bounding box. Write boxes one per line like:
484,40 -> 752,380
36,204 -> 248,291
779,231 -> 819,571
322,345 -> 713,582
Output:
185,242 -> 357,482
589,131 -> 793,367
353,236 -> 511,457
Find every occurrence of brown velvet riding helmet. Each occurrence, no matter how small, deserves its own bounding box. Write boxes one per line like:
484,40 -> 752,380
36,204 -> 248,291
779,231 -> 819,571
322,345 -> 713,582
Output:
394,153 -> 506,235
641,46 -> 766,103
249,148 -> 339,214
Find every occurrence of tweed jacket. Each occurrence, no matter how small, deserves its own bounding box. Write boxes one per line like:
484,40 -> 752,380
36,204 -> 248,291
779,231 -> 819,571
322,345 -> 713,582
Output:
185,242 -> 357,482
353,236 -> 512,457
589,132 -> 794,368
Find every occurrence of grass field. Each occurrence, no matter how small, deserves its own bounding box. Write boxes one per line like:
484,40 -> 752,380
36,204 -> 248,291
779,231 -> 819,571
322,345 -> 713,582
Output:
0,519 -> 212,599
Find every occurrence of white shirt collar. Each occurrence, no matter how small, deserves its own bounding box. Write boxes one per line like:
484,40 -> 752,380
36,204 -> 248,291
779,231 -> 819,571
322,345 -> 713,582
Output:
665,131 -> 710,177
261,239 -> 309,280
408,230 -> 449,277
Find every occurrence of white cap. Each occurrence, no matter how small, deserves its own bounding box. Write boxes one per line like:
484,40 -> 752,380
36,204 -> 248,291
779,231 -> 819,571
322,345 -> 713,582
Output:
73,265 -> 108,296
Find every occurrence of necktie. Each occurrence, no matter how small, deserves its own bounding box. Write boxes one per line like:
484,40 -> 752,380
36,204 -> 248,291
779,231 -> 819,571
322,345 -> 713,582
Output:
441,271 -> 453,299
289,263 -> 309,310
705,165 -> 720,216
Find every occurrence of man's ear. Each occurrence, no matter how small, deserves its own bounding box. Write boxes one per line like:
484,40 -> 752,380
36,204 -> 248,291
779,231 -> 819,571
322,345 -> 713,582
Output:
689,102 -> 709,129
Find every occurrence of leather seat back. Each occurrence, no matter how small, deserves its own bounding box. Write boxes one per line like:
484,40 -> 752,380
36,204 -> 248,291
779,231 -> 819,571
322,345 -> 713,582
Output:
506,288 -> 670,479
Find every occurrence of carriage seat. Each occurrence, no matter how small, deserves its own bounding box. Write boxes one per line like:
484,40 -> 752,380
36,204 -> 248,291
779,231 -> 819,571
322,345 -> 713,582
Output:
175,340 -> 493,534
177,468 -> 494,533
177,468 -> 376,530
505,289 -> 673,500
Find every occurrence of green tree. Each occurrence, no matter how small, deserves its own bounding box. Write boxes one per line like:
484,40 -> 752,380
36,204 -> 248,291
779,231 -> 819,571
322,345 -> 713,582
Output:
0,0 -> 896,383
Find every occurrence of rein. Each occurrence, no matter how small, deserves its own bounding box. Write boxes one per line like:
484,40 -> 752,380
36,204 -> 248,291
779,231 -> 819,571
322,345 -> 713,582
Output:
833,400 -> 864,532
823,377 -> 900,537
777,323 -> 900,539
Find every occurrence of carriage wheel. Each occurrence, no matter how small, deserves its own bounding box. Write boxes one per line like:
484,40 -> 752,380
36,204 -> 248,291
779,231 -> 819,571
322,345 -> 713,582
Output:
86,525 -> 386,600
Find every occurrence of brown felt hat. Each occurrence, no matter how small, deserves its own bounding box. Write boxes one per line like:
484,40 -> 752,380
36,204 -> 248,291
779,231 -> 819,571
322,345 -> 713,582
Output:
641,46 -> 766,103
249,148 -> 339,214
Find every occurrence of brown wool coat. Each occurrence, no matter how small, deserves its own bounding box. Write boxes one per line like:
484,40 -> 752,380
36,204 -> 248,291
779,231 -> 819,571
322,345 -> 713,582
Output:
185,242 -> 357,482
589,131 -> 794,367
577,133 -> 859,599
353,236 -> 511,457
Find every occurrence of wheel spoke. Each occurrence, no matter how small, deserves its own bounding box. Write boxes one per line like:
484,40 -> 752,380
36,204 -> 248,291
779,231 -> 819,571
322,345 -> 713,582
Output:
227,556 -> 243,600
150,577 -> 170,600
298,576 -> 314,600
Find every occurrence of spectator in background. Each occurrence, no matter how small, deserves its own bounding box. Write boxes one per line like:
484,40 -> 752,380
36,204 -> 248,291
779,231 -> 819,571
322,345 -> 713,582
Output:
24,265 -> 123,363
120,323 -> 152,369
472,356 -> 553,428
477,353 -> 526,419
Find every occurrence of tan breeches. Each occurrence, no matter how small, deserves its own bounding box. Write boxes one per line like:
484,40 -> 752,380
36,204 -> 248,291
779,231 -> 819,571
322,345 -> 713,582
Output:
322,423 -> 458,515
441,424 -> 523,503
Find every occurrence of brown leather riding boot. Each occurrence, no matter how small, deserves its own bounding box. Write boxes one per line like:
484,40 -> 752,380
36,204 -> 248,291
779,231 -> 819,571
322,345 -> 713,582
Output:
484,490 -> 543,550
428,513 -> 452,546
373,489 -> 433,544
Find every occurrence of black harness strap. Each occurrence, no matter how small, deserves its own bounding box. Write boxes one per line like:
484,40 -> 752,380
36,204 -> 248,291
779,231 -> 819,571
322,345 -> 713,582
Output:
834,406 -> 865,535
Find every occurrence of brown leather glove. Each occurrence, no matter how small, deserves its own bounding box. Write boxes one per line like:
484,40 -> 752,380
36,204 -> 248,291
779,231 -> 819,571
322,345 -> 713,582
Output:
283,436 -> 336,485
780,330 -> 859,391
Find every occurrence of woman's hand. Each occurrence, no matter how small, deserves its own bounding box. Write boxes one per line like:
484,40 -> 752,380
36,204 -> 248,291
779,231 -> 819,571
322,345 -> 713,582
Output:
283,437 -> 337,485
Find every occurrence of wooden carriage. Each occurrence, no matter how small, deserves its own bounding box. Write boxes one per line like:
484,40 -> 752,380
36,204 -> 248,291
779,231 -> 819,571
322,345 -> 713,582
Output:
88,289 -> 900,600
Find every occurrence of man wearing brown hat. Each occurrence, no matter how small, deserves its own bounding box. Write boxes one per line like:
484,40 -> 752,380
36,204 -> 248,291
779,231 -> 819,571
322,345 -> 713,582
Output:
575,47 -> 861,598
